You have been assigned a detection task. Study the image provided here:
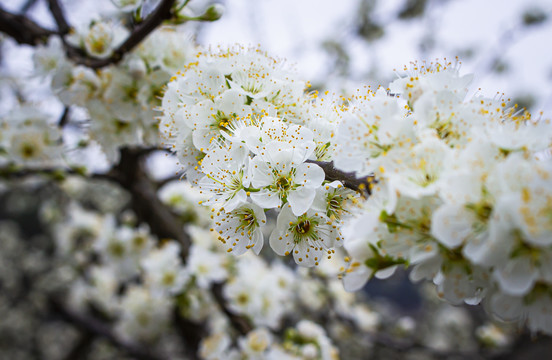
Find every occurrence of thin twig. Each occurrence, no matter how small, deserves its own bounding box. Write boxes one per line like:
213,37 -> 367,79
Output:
19,0 -> 38,14
65,0 -> 178,69
0,0 -> 178,70
58,106 -> 70,127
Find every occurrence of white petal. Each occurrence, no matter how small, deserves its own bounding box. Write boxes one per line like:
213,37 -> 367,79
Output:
250,190 -> 281,209
294,162 -> 325,188
490,292 -> 523,322
343,266 -> 373,292
374,266 -> 397,279
409,255 -> 441,282
250,158 -> 274,188
431,204 -> 476,249
494,256 -> 539,296
251,230 -> 264,255
288,187 -> 316,216
224,189 -> 247,211
218,89 -> 246,113
269,228 -> 292,256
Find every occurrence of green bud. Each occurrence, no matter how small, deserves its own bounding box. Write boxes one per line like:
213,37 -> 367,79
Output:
198,4 -> 224,22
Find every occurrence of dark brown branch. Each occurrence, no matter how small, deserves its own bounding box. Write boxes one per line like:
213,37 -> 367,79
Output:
112,148 -> 192,257
211,282 -> 253,335
50,298 -> 164,360
0,0 -> 177,69
0,166 -> 117,183
490,332 -> 552,360
58,106 -> 70,127
66,0 -> 177,69
19,0 -> 38,14
47,0 -> 70,35
307,160 -> 375,196
172,310 -> 205,360
0,7 -> 54,45
61,332 -> 94,360
113,149 -> 253,340
155,173 -> 182,189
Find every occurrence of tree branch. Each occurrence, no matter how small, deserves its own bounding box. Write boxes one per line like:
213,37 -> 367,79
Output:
61,332 -> 94,360
0,7 -> 54,45
112,149 -> 254,341
58,106 -> 70,127
307,160 -> 375,196
0,0 -> 178,70
211,282 -> 253,335
65,0 -> 178,69
19,0 -> 38,14
50,297 -> 164,360
47,0 -> 70,35
112,148 -> 193,257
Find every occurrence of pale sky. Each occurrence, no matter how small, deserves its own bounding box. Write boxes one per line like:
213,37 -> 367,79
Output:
3,0 -> 552,112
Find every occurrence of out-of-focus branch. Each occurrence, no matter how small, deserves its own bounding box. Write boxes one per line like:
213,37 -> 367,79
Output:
112,148 -> 192,257
50,298 -> 164,360
0,0 -> 178,69
155,173 -> 182,189
0,7 -> 54,45
58,106 -> 70,127
112,149 -> 255,341
307,160 -> 375,196
19,0 -> 38,14
46,0 -> 70,35
0,166 -> 118,183
172,311 -> 205,360
490,332 -> 552,360
65,0 -> 178,69
61,332 -> 94,360
113,149 -> 253,344
211,282 -> 253,335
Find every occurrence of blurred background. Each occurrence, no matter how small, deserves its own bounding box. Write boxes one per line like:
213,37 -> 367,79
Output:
1,0 -> 552,359
202,0 -> 552,116
3,0 -> 552,114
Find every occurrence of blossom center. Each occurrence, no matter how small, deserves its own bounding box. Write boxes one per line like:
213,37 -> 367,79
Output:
21,143 -> 37,158
276,176 -> 292,191
289,215 -> 320,244
296,220 -> 311,234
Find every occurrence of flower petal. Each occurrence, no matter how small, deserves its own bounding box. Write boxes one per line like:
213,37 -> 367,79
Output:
288,187 -> 315,216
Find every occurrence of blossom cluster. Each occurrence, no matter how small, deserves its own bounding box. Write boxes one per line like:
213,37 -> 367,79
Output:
334,62 -> 552,334
0,106 -> 63,168
2,6 -> 551,338
160,45 -> 355,267
3,0 -> 545,357
32,24 -> 197,163
160,49 -> 552,334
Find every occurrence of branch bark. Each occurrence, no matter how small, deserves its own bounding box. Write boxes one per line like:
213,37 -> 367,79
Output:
307,159 -> 375,196
46,0 -> 70,35
64,0 -> 177,69
0,7 -> 54,45
112,148 -> 192,257
0,0 -> 178,69
211,282 -> 253,335
50,297 -> 164,360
